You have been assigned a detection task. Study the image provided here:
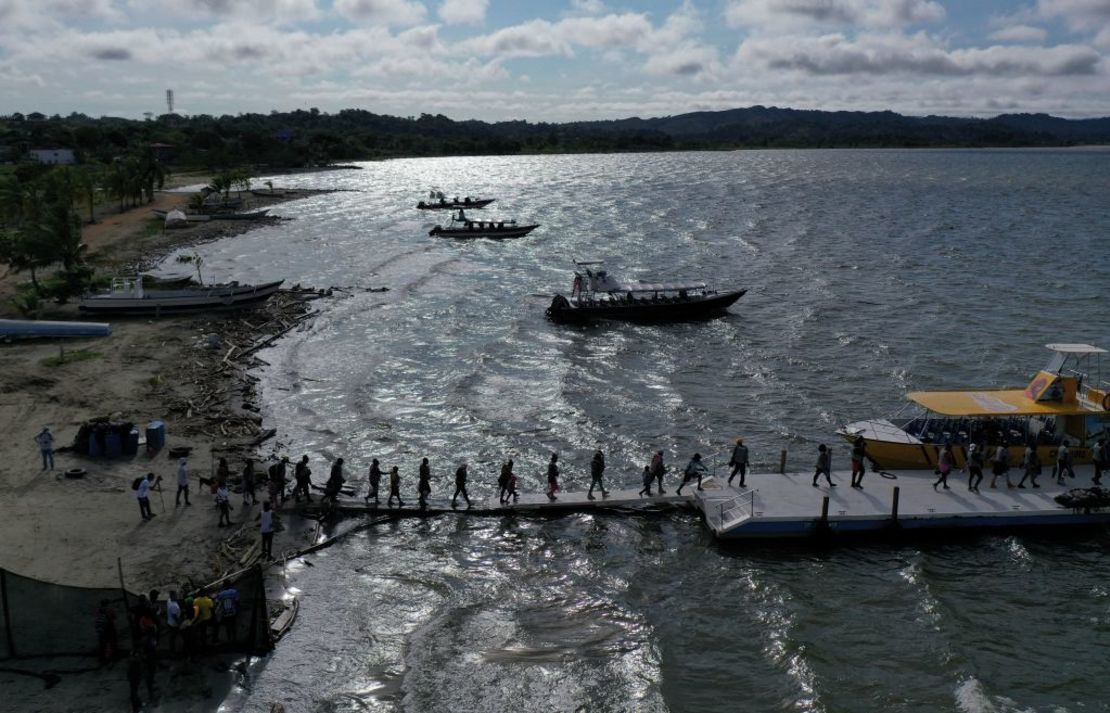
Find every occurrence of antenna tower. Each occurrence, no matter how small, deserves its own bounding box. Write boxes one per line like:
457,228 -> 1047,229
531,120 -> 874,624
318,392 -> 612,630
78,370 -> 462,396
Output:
166,89 -> 174,115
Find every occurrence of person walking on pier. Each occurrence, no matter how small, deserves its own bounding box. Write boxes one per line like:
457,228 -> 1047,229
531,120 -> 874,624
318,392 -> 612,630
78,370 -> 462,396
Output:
452,463 -> 472,508
850,437 -> 868,489
588,449 -> 608,500
1094,438 -> 1108,486
639,465 -> 653,497
650,450 -> 666,494
242,458 -> 257,507
35,426 -> 55,471
498,460 -> 512,504
1056,443 -> 1075,484
547,453 -> 560,501
677,453 -> 707,495
418,458 -> 432,510
933,444 -> 953,490
964,443 -> 984,493
259,501 -> 274,560
292,455 -> 312,502
812,445 -> 834,487
366,459 -> 383,505
1018,444 -> 1041,488
503,459 -> 519,503
728,438 -> 749,488
388,466 -> 405,508
990,445 -> 1012,489
175,457 -> 191,507
324,458 -> 345,503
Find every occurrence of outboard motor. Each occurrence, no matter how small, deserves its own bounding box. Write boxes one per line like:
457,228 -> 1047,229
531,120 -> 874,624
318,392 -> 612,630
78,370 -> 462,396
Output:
546,294 -> 571,322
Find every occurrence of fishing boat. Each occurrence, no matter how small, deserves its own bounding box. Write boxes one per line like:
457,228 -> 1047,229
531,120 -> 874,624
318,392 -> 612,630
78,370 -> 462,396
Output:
78,276 -> 284,316
417,191 -> 495,210
545,261 -> 746,324
838,344 -> 1110,469
428,210 -> 537,239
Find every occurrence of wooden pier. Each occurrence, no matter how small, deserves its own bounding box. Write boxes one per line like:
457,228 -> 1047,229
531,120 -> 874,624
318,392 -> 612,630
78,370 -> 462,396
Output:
332,487 -> 693,518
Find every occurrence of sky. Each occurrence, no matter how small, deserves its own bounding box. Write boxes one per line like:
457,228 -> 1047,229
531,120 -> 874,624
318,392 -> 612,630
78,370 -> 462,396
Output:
0,0 -> 1108,122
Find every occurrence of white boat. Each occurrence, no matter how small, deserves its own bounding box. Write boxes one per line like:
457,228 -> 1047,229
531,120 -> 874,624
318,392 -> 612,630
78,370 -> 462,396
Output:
78,276 -> 284,316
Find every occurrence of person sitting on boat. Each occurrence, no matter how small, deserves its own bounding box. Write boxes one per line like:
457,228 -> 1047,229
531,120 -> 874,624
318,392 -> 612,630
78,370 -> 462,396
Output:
678,289 -> 688,300
417,200 -> 426,208
464,197 -> 471,204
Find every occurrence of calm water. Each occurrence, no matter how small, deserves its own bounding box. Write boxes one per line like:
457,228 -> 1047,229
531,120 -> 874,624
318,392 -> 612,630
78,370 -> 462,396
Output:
174,150 -> 1110,712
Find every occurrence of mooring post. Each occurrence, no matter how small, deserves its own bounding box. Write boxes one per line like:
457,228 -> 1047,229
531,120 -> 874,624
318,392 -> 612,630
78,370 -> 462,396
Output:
779,449 -> 787,475
816,495 -> 830,537
891,486 -> 900,524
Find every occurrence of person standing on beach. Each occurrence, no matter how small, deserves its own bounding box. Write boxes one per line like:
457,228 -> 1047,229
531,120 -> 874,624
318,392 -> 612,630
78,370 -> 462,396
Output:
547,453 -> 560,501
366,459 -> 383,504
1018,444 -> 1041,488
292,455 -> 312,502
677,453 -> 707,495
259,501 -> 274,559
175,458 -> 191,507
639,465 -> 653,497
135,472 -> 160,521
650,451 -> 666,494
165,592 -> 182,656
728,438 -> 749,487
216,483 -> 232,527
811,445 -> 834,487
189,590 -> 215,650
990,445 -> 1012,489
388,466 -> 404,508
215,584 -> 240,645
35,426 -> 55,471
933,444 -> 953,490
964,443 -> 984,493
241,458 -> 257,506
452,463 -> 472,508
418,458 -> 432,510
269,456 -> 290,507
587,449 -> 608,500
850,437 -> 868,489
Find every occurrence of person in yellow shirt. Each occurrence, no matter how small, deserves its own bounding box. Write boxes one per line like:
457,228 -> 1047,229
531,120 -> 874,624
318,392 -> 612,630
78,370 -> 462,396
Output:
190,590 -> 214,652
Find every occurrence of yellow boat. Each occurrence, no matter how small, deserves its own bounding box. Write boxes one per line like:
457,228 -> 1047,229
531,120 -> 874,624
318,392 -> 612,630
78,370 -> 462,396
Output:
839,344 -> 1110,469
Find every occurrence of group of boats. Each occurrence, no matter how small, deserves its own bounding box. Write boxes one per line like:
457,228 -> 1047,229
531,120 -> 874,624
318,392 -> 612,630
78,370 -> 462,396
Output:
418,191 -> 538,240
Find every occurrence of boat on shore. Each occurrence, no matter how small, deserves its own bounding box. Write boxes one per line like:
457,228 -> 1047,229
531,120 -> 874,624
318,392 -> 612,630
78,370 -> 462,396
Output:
545,261 -> 746,324
153,208 -> 269,221
79,276 -> 284,316
838,344 -> 1110,469
417,191 -> 495,210
428,210 -> 537,239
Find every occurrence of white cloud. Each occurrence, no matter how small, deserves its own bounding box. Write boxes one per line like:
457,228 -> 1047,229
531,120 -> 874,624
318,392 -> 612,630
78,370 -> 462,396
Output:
459,13 -> 654,58
724,0 -> 946,30
438,0 -> 486,25
988,25 -> 1048,43
567,0 -> 606,16
1038,0 -> 1110,31
128,0 -> 320,23
334,0 -> 426,26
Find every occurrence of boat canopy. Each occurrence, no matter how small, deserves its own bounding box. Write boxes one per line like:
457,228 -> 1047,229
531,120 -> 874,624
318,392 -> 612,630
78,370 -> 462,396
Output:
907,389 -> 1096,417
617,282 -> 708,293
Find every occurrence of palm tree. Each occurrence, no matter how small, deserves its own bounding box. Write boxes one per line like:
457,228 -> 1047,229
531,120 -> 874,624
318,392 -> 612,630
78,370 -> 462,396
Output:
74,163 -> 103,223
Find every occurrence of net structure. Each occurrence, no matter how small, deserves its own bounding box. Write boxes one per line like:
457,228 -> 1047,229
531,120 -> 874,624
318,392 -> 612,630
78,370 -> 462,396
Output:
0,565 -> 271,660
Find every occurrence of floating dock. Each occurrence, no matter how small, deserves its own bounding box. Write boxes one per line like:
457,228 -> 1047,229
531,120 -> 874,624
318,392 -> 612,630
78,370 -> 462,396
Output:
319,465 -> 1109,541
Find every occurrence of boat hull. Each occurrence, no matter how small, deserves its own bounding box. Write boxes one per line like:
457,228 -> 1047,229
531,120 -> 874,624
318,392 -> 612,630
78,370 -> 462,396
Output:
836,428 -> 1095,470
430,224 -> 538,239
418,199 -> 494,210
78,281 -> 284,316
547,290 -> 746,324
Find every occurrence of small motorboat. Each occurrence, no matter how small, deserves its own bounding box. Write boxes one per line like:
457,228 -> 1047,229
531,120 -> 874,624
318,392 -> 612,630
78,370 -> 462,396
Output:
417,191 -> 495,210
79,276 -> 284,316
546,261 -> 746,324
429,209 -> 537,239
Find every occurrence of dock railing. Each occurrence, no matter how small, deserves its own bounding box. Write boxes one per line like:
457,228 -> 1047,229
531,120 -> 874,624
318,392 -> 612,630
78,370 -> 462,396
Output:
705,488 -> 756,534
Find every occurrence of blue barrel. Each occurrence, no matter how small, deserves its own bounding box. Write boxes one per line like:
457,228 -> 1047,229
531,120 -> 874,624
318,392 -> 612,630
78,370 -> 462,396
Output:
146,421 -> 166,451
124,429 -> 139,456
88,432 -> 102,458
104,432 -> 122,459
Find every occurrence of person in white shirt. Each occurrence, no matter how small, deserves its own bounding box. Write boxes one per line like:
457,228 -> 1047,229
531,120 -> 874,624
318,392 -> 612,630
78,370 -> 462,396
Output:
175,458 -> 191,507
136,472 -> 160,521
259,501 -> 274,560
165,592 -> 182,655
35,427 -> 55,471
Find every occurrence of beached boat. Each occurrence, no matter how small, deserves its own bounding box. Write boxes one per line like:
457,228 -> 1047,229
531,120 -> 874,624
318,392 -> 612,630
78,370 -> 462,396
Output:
545,261 -> 746,324
428,210 -> 537,239
838,344 -> 1110,469
78,276 -> 284,316
417,191 -> 495,210
154,208 -> 269,221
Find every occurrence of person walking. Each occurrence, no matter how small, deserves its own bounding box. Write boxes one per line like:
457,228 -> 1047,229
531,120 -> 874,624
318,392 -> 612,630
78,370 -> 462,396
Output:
452,463 -> 472,508
241,458 -> 257,507
964,443 -> 984,493
677,453 -> 707,495
165,592 -> 182,656
269,456 -> 290,508
812,445 -> 835,487
388,466 -> 405,508
498,460 -> 512,504
35,426 -> 55,471
587,449 -> 608,500
638,465 -> 653,497
650,450 -> 666,494
175,458 -> 191,506
135,472 -> 160,521
933,444 -> 953,490
1018,444 -> 1041,488
324,458 -> 345,503
850,437 -> 868,489
728,438 -> 749,487
189,590 -> 215,651
259,501 -> 274,559
216,483 -> 232,527
1056,443 -> 1075,484
546,453 -> 560,501
418,458 -> 432,510
215,584 -> 240,645
990,445 -> 1012,489
292,455 -> 312,502
216,457 -> 230,489
366,459 -> 383,505
501,459 -> 518,503
1094,438 -> 1108,486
